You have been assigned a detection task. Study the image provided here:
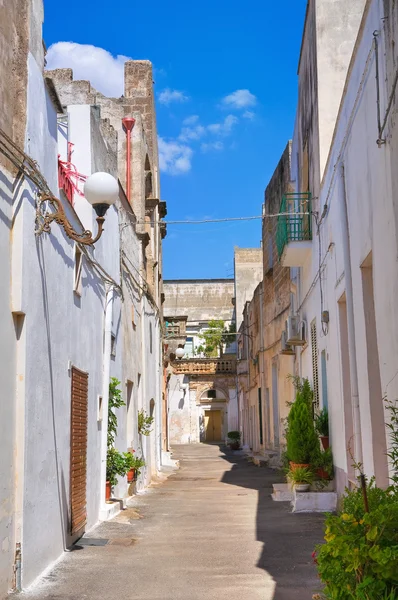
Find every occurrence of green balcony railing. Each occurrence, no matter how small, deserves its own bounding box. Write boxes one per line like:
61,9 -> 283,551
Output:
276,192 -> 312,259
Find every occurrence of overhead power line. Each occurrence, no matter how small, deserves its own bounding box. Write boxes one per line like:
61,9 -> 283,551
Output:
137,211 -> 309,226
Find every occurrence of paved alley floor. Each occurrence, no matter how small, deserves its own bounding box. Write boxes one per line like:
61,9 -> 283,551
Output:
24,444 -> 325,600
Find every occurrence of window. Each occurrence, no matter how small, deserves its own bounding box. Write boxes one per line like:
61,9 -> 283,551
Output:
111,334 -> 116,357
97,395 -> 103,421
258,388 -> 263,445
74,246 -> 83,295
311,319 -> 319,410
207,389 -> 217,399
184,337 -> 194,358
321,350 -> 328,410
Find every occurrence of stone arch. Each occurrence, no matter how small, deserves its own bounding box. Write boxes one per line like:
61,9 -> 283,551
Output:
197,383 -> 229,401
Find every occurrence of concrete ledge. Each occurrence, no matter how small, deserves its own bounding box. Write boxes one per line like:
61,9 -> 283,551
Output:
162,451 -> 180,469
272,483 -> 294,502
99,498 -> 126,521
292,490 -> 337,513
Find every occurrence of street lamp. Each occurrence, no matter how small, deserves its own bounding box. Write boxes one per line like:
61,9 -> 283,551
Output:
175,347 -> 185,359
35,171 -> 119,245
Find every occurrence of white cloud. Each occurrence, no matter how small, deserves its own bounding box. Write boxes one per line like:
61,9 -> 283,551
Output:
207,114 -> 238,136
243,110 -> 255,120
46,42 -> 130,97
158,137 -> 193,175
183,115 -> 199,125
201,141 -> 224,153
222,89 -> 257,109
158,88 -> 189,105
179,124 -> 206,142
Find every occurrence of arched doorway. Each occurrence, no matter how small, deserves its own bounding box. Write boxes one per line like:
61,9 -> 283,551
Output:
199,388 -> 228,443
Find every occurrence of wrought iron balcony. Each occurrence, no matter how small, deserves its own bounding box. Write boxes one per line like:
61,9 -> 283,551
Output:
276,192 -> 312,267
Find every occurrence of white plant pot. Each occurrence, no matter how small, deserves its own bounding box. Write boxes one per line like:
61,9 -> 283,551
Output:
295,483 -> 310,492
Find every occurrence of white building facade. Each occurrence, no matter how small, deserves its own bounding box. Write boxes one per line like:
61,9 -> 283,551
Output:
0,1 -> 168,593
287,0 -> 397,494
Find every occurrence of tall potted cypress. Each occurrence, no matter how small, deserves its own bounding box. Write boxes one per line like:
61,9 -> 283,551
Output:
286,378 -> 319,470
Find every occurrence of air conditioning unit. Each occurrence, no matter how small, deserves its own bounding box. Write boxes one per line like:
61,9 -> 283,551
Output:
281,330 -> 295,356
286,316 -> 306,346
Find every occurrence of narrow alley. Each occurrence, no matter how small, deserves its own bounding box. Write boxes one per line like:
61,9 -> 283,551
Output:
24,445 -> 324,600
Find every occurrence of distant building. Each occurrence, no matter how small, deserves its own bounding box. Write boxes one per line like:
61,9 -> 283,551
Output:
164,279 -> 238,443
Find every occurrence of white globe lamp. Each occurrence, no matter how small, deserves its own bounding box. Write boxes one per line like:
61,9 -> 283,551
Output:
175,347 -> 185,359
84,172 -> 119,217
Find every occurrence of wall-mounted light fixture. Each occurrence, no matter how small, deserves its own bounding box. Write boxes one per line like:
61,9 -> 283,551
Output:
175,347 -> 185,359
35,172 -> 119,245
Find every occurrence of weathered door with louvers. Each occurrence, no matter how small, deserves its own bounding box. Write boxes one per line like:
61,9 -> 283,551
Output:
70,367 -> 88,535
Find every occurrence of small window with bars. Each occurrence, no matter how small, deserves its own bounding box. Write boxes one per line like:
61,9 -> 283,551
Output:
207,389 -> 217,399
310,319 -> 319,409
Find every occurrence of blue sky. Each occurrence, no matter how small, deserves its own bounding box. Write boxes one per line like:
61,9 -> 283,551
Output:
43,0 -> 307,279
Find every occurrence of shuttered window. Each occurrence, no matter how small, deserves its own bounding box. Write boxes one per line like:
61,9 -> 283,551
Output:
311,320 -> 319,409
70,367 -> 88,535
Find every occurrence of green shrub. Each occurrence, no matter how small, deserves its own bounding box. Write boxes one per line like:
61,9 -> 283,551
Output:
287,466 -> 314,485
227,431 -> 241,441
315,482 -> 398,599
286,378 -> 319,464
106,448 -> 133,487
138,409 -> 154,436
315,408 -> 329,437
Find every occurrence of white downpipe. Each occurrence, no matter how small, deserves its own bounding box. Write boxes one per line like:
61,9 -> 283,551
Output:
99,287 -> 114,511
340,164 -> 363,467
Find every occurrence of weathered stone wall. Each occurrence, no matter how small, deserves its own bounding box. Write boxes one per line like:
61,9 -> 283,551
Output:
262,142 -> 295,450
234,248 -> 263,329
164,279 -> 235,322
0,0 -> 29,169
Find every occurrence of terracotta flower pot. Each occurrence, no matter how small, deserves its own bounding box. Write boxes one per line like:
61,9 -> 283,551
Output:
289,462 -> 310,471
105,481 -> 112,501
127,468 -> 136,483
228,441 -> 240,450
320,436 -> 329,450
316,467 -> 329,480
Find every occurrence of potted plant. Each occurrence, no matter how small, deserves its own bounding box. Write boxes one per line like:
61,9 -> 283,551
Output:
315,408 -> 329,450
287,466 -> 314,492
127,455 -> 146,482
126,451 -> 136,483
286,379 -> 319,470
313,447 -> 333,481
227,431 -> 241,450
106,448 -> 133,500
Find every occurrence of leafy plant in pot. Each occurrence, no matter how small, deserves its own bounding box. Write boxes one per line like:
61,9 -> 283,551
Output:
127,454 -> 146,483
227,431 -> 241,450
287,466 -> 314,492
315,407 -> 329,450
106,448 -> 134,499
313,447 -> 334,482
286,378 -> 319,470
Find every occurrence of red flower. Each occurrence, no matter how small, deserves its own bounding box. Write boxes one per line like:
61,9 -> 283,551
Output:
311,551 -> 318,565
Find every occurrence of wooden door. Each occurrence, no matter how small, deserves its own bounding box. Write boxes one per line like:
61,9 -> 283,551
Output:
204,410 -> 222,441
70,367 -> 88,535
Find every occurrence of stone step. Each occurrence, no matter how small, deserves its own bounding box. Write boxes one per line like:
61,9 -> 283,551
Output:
292,490 -> 337,513
271,483 -> 294,502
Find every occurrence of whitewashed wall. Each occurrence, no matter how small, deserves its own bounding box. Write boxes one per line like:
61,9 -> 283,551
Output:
15,61 -> 122,587
293,0 -> 397,494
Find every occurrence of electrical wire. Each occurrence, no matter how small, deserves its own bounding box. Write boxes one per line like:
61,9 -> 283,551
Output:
134,211 -> 310,227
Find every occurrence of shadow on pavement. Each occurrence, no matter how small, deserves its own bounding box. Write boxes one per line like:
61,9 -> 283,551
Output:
219,444 -> 324,600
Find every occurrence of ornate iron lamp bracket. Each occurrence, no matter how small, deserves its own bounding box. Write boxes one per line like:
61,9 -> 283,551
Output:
35,193 -> 104,246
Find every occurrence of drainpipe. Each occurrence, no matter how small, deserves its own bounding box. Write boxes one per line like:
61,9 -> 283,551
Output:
122,117 -> 135,203
100,287 -> 114,512
340,164 -> 363,468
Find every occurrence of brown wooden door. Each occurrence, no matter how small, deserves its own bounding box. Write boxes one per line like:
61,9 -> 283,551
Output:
70,367 -> 88,535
